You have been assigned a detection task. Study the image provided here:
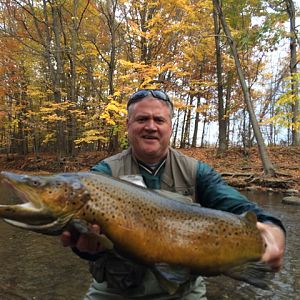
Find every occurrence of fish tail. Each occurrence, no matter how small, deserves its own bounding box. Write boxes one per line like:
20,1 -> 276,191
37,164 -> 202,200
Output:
224,261 -> 274,289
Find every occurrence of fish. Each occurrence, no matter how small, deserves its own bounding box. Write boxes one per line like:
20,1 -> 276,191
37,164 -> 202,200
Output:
0,171 -> 273,293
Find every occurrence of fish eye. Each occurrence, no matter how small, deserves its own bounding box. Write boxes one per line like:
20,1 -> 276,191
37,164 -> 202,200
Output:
29,180 -> 40,186
27,177 -> 45,187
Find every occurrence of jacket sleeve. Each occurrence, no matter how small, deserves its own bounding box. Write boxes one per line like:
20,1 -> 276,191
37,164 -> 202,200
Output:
196,161 -> 285,233
91,161 -> 112,176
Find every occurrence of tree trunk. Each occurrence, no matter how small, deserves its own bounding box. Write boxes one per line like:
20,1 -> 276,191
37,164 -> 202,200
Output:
65,0 -> 80,157
213,0 -> 227,155
101,0 -> 120,152
182,95 -> 193,148
225,72 -> 233,143
180,106 -> 188,148
200,113 -> 207,147
101,0 -> 118,96
192,94 -> 201,147
213,0 -> 275,176
51,1 -> 67,158
172,110 -> 181,148
285,0 -> 299,146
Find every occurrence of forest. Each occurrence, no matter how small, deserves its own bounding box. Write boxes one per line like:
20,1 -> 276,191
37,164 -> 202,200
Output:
1,3 -> 299,298
0,0 -> 299,176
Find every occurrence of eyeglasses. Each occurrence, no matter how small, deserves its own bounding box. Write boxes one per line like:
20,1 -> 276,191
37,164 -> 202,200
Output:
127,90 -> 173,109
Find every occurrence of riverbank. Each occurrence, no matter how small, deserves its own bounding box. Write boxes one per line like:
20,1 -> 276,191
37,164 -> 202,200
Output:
180,146 -> 300,195
0,146 -> 299,194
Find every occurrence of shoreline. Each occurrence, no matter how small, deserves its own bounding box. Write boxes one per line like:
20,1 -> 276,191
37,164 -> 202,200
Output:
0,146 -> 299,195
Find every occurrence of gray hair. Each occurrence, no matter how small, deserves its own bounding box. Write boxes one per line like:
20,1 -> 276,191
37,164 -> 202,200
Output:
127,97 -> 174,120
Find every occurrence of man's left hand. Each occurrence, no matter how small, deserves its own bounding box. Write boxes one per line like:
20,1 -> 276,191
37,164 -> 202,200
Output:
257,222 -> 286,272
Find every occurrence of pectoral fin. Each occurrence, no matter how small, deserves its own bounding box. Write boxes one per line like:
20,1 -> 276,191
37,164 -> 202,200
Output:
224,261 -> 274,289
152,263 -> 191,295
98,234 -> 114,250
241,211 -> 258,225
68,219 -> 114,250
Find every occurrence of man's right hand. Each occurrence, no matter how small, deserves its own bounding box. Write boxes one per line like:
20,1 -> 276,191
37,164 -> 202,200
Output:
60,224 -> 106,254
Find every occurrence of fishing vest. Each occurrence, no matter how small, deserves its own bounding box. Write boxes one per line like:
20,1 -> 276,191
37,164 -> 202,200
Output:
103,147 -> 198,202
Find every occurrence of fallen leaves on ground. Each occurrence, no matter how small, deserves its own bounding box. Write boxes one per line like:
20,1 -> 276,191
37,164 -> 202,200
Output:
0,146 -> 299,193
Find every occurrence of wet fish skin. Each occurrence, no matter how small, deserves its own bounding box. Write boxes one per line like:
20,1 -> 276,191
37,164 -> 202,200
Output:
0,171 -> 271,290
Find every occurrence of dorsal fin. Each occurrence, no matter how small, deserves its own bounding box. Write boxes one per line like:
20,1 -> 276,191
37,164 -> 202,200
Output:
241,211 -> 257,224
154,189 -> 193,203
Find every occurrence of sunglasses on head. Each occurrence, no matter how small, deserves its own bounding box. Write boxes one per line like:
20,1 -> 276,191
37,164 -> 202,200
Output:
127,90 -> 173,109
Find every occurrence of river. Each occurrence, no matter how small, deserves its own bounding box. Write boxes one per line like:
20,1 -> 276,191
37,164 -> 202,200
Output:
0,185 -> 299,299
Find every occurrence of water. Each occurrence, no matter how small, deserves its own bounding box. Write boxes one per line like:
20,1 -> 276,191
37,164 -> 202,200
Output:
0,186 -> 299,299
0,183 -> 91,300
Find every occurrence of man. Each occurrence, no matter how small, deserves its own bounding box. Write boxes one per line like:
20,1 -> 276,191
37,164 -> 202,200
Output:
61,90 -> 285,299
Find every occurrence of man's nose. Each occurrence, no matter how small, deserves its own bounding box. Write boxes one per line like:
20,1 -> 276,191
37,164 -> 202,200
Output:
144,119 -> 157,130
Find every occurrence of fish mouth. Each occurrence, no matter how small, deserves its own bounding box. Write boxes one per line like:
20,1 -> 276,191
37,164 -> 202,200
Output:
1,172 -> 44,206
0,173 -> 63,235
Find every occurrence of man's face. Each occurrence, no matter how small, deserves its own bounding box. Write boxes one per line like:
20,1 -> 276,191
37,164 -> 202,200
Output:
127,97 -> 172,164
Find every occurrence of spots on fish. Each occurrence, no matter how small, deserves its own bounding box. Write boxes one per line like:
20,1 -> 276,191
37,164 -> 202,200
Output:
75,173 -> 263,257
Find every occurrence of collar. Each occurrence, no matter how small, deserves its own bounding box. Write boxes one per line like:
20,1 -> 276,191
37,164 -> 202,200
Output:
137,158 -> 167,176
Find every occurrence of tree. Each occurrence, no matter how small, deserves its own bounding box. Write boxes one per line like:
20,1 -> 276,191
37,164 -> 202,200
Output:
0,0 -> 297,157
213,0 -> 276,176
213,0 -> 228,155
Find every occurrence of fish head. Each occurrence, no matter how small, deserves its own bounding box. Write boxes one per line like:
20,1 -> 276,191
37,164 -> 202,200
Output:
0,171 -> 90,234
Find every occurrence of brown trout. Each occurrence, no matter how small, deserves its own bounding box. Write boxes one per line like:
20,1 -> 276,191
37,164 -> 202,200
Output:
0,171 -> 272,292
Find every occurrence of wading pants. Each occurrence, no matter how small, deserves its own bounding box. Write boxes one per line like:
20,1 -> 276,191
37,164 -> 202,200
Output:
84,271 -> 207,300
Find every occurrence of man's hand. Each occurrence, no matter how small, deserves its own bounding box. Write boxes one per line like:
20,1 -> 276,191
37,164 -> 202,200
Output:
60,224 -> 106,254
257,222 -> 286,272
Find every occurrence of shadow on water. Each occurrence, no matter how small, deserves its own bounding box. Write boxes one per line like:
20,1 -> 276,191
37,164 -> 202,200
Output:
0,184 -> 299,299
